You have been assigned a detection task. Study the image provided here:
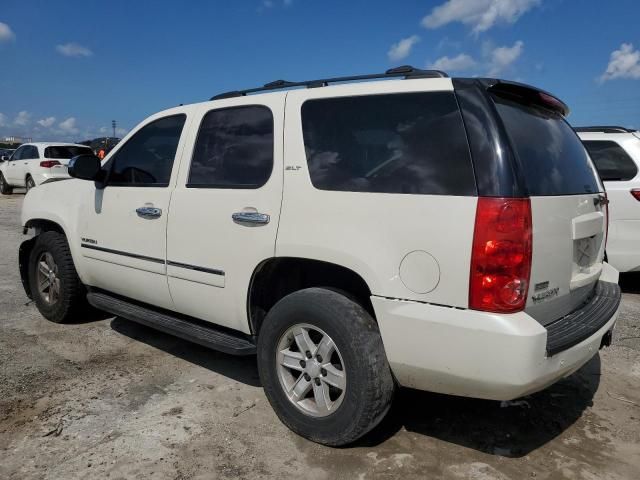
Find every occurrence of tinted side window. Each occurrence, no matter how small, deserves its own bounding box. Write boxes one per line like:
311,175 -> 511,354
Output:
28,146 -> 40,159
582,140 -> 638,181
11,147 -> 24,160
492,95 -> 601,196
108,114 -> 186,186
188,106 -> 273,188
301,92 -> 476,195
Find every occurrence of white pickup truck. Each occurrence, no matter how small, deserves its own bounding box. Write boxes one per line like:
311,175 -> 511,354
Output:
18,67 -> 621,446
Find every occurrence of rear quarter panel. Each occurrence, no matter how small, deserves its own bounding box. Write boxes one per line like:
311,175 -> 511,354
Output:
277,79 -> 477,307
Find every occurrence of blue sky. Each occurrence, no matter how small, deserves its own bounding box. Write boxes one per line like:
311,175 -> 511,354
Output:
1,0 -> 639,142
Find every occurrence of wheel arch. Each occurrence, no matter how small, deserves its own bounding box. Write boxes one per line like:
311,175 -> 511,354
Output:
247,257 -> 375,336
19,219 -> 69,299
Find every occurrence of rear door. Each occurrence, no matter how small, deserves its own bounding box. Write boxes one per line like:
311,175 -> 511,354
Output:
15,145 -> 39,185
491,92 -> 607,324
166,95 -> 284,333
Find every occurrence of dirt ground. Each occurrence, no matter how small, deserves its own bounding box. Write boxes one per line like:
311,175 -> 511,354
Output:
1,193 -> 639,480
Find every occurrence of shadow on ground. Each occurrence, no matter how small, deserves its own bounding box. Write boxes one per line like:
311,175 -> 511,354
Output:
358,354 -> 601,456
110,317 -> 261,387
110,316 -> 601,457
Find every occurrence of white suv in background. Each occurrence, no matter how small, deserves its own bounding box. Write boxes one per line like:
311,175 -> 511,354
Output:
577,127 -> 640,273
18,68 -> 621,446
0,142 -> 93,194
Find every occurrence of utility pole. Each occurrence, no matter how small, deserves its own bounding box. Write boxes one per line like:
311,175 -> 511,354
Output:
112,120 -> 116,138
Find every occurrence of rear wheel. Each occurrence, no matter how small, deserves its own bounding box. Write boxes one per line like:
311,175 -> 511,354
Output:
25,175 -> 36,192
28,231 -> 88,323
257,288 -> 395,446
0,172 -> 12,195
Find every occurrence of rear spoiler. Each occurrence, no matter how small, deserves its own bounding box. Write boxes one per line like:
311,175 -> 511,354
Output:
481,79 -> 570,117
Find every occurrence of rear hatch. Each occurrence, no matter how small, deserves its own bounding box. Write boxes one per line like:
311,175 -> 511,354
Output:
43,145 -> 93,173
490,86 -> 607,325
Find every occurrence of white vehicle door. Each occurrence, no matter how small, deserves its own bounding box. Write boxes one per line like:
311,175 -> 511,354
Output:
17,145 -> 39,185
6,145 -> 27,184
78,111 -> 191,310
5,146 -> 23,183
166,95 -> 285,333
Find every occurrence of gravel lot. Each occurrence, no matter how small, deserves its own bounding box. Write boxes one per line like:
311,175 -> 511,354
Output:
1,193 -> 639,480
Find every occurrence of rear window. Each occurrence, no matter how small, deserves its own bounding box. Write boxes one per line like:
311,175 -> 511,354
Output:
44,146 -> 93,159
492,95 -> 601,196
301,92 -> 476,195
582,140 -> 638,181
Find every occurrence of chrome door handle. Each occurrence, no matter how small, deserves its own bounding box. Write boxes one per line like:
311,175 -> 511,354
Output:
136,206 -> 162,218
232,211 -> 270,226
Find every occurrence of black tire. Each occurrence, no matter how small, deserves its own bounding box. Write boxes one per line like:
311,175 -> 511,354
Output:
25,175 -> 35,192
0,172 -> 12,195
28,231 -> 88,323
257,288 -> 395,446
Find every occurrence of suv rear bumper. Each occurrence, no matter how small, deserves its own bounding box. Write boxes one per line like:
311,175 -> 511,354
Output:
33,171 -> 70,185
372,281 -> 620,401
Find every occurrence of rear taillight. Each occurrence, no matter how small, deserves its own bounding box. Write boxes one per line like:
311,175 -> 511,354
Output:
631,189 -> 640,201
469,197 -> 532,313
40,160 -> 61,168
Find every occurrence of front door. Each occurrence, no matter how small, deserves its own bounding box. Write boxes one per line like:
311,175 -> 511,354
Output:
79,112 -> 191,310
166,95 -> 285,333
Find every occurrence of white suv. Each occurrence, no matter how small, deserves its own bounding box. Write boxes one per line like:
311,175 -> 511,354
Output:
18,67 -> 621,446
0,142 -> 93,194
577,127 -> 640,273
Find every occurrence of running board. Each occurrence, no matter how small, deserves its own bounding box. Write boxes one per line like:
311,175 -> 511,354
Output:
87,292 -> 256,355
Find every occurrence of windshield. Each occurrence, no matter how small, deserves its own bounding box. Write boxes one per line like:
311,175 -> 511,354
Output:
44,146 -> 93,159
492,94 -> 602,196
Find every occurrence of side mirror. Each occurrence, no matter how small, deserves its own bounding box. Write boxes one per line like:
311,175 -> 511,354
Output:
68,154 -> 102,181
0,155 -> 8,161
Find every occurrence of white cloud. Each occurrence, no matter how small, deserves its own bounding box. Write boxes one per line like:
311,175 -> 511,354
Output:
37,117 -> 56,128
599,43 -> 640,83
56,42 -> 93,57
58,117 -> 79,134
0,112 -> 7,127
429,53 -> 477,71
388,35 -> 420,62
487,40 -> 524,75
14,111 -> 30,126
422,0 -> 541,34
0,22 -> 15,43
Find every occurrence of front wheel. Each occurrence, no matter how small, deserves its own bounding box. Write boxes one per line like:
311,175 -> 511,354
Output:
257,288 -> 395,446
0,172 -> 12,195
28,231 -> 88,323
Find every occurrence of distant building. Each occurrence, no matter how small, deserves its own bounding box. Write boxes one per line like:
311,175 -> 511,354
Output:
2,136 -> 32,144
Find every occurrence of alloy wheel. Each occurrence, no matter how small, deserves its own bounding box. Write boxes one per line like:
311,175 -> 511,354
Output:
276,323 -> 346,417
36,252 -> 60,305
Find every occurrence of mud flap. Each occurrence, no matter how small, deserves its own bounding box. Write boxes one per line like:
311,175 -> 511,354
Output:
19,236 -> 36,299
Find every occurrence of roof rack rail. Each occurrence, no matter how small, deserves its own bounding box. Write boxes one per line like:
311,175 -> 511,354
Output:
210,65 -> 448,100
574,126 -> 636,134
